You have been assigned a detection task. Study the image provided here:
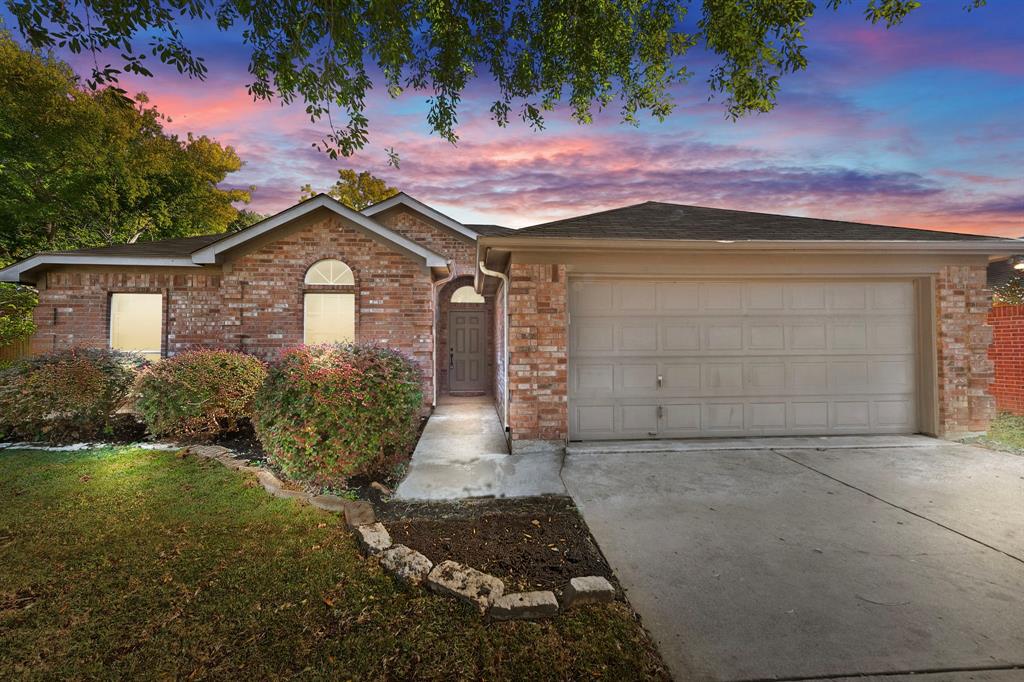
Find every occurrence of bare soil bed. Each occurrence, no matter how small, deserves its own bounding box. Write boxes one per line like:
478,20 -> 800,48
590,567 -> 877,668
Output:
382,497 -> 615,593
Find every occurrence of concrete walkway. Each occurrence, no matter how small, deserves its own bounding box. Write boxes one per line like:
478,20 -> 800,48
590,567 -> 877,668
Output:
395,396 -> 566,500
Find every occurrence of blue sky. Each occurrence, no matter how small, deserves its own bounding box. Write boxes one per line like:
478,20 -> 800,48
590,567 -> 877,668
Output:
3,1 -> 1022,234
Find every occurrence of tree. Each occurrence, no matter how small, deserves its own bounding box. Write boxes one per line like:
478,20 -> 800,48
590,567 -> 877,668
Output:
0,32 -> 251,265
228,209 -> 269,231
0,284 -> 36,349
300,169 -> 399,211
2,1 -> 988,160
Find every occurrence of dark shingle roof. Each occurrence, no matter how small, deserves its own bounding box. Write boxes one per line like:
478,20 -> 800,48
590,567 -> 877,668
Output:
466,223 -> 516,236
517,201 -> 1009,241
44,233 -> 226,258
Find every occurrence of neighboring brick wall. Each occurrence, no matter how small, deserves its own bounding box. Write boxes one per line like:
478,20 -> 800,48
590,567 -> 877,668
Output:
935,264 -> 996,436
437,275 -> 494,395
987,304 -> 1024,415
507,263 -> 568,443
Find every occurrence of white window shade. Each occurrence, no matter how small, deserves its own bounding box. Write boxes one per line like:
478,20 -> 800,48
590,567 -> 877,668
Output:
451,285 -> 484,303
110,293 -> 162,361
304,293 -> 355,344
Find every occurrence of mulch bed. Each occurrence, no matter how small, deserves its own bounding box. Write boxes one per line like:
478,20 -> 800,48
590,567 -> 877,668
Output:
382,497 -> 615,593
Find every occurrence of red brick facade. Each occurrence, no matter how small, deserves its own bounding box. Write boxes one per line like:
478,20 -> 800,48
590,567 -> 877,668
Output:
935,264 -> 996,436
986,304 -> 1024,416
30,207 -> 484,410
506,263 -> 568,443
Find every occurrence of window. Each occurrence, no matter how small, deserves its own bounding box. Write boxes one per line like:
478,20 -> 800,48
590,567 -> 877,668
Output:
110,293 -> 163,361
303,260 -> 355,344
305,259 -> 354,285
450,285 -> 485,304
304,293 -> 355,344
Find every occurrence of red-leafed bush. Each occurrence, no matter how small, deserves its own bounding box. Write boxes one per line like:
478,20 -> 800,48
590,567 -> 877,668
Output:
0,347 -> 145,442
253,344 -> 423,485
135,349 -> 268,440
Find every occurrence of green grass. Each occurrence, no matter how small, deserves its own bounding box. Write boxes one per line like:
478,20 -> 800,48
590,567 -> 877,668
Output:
980,413 -> 1024,452
0,448 -> 668,680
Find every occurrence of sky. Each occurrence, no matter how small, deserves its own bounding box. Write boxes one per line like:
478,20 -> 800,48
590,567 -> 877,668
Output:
6,2 -> 1023,235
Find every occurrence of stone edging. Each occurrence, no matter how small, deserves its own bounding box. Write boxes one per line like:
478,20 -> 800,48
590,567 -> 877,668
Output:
184,444 -> 616,621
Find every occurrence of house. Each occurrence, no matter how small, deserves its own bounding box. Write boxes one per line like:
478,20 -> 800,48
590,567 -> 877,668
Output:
2,194 -> 1019,451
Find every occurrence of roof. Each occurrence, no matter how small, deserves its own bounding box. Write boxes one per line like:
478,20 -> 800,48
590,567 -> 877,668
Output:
0,194 -> 449,283
361,192 -> 480,240
988,258 -> 1023,288
40,234 -> 225,258
517,201 -> 1011,242
466,223 -> 515,236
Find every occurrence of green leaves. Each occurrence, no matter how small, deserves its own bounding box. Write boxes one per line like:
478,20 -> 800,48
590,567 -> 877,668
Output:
3,1 -> 983,159
0,31 -> 249,264
301,168 -> 399,210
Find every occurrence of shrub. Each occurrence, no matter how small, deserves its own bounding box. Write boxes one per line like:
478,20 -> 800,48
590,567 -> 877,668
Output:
253,344 -> 423,486
0,347 -> 145,442
135,349 -> 268,440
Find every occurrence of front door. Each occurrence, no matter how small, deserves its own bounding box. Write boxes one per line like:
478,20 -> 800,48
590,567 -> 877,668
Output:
449,310 -> 488,393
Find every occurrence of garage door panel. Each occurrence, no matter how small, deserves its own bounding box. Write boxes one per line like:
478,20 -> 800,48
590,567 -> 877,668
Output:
569,278 -> 918,439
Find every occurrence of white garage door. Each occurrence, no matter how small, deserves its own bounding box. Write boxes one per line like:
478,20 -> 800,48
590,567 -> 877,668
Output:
569,279 -> 918,440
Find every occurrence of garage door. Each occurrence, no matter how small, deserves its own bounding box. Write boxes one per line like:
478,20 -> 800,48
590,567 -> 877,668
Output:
569,279 -> 918,440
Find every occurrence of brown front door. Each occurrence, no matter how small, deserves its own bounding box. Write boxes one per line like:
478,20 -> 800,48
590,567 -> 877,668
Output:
449,310 -> 487,393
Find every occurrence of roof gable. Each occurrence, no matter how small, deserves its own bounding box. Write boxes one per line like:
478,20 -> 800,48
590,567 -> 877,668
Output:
362,192 -> 480,240
192,194 -> 447,266
0,194 -> 449,284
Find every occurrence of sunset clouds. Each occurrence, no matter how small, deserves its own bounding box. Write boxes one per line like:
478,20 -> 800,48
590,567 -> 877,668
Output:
10,2 -> 1022,236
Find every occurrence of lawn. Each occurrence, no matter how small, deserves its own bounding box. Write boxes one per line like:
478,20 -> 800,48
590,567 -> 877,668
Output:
967,413 -> 1024,454
0,447 -> 668,680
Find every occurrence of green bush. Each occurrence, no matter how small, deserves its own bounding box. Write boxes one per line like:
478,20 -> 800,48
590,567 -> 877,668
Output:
135,349 -> 268,440
0,347 -> 145,442
253,344 -> 423,486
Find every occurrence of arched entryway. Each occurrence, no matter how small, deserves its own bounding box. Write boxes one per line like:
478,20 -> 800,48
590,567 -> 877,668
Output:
438,276 -> 495,396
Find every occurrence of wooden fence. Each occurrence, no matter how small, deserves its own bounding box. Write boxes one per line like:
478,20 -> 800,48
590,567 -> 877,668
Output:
0,337 -> 31,364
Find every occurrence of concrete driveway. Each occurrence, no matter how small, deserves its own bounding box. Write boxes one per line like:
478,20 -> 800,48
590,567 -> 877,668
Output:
561,436 -> 1024,682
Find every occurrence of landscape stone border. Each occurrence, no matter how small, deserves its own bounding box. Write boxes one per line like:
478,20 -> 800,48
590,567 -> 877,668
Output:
182,443 -> 617,621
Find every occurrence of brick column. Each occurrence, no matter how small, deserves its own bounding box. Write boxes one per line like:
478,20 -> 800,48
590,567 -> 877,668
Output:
507,263 -> 568,448
935,264 -> 995,436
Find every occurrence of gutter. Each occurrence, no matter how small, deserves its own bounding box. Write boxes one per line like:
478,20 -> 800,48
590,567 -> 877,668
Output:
478,257 -> 510,432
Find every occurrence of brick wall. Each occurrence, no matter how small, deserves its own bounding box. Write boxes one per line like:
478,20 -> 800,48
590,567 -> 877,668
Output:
935,264 -> 995,436
507,263 -> 568,443
32,212 -> 438,406
986,304 -> 1024,415
374,207 -> 478,276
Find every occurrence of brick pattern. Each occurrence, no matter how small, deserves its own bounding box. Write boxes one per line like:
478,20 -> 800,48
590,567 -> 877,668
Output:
507,264 -> 568,442
32,214 -> 438,406
935,264 -> 995,436
986,304 -> 1024,415
375,208 -> 478,278
437,275 -> 495,395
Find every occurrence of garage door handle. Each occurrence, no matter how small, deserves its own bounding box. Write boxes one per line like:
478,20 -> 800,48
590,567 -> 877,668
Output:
657,375 -> 663,388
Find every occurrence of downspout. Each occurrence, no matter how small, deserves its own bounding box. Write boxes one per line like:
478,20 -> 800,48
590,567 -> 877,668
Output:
431,263 -> 457,407
478,258 -> 509,431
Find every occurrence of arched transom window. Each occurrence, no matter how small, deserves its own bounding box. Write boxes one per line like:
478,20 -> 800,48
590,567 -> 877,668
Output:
450,285 -> 485,304
305,259 -> 354,286
303,259 -> 355,344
